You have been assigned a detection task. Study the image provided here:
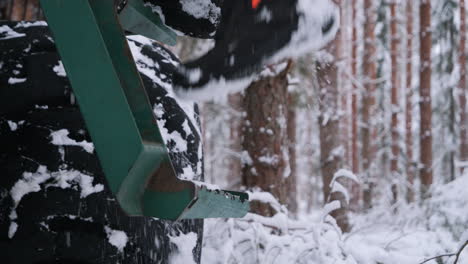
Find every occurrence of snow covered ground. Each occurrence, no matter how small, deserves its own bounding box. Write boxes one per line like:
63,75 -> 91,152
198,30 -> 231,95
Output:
199,172 -> 468,264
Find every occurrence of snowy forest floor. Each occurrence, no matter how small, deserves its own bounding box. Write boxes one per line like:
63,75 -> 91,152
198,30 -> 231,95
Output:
200,173 -> 468,264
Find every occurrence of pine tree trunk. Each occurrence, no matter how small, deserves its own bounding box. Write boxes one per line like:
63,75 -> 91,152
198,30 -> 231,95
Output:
241,61 -> 294,217
0,0 -> 10,20
317,30 -> 350,232
419,0 -> 433,198
405,0 -> 415,203
9,0 -> 41,20
459,0 -> 468,173
390,0 -> 400,204
287,91 -> 298,216
362,0 -> 377,209
350,0 -> 360,210
338,4 -> 349,168
227,93 -> 243,188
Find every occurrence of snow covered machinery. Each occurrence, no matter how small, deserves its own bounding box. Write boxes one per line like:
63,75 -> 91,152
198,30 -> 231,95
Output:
39,0 -> 249,220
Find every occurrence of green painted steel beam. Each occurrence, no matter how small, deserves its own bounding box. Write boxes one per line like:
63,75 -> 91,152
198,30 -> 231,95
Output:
119,0 -> 177,45
40,0 -> 249,220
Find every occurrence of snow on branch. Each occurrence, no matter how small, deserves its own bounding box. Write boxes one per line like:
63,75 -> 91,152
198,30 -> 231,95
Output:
247,190 -> 285,214
330,169 -> 359,185
330,181 -> 350,204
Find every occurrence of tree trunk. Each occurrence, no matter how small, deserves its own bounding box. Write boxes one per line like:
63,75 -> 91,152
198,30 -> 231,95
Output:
0,0 -> 10,20
362,0 -> 377,209
227,93 -> 244,188
419,0 -> 433,198
9,0 -> 41,20
241,61 -> 294,217
338,4 -> 349,168
459,0 -> 468,174
405,0 -> 415,203
349,0 -> 360,210
317,28 -> 350,232
390,0 -> 400,204
287,91 -> 298,216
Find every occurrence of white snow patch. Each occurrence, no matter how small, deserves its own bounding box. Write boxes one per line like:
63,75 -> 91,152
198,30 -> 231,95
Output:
127,36 -> 202,140
175,74 -> 254,102
169,232 -> 198,264
35,105 -> 49,109
14,21 -> 47,28
258,154 -> 279,165
144,3 -> 165,23
179,0 -> 220,24
53,61 -> 66,77
323,200 -> 341,216
50,129 -> 94,153
0,25 -> 26,40
187,68 -> 202,84
273,0 -> 340,61
105,226 -> 128,252
7,120 -> 18,131
331,181 -> 350,204
8,222 -> 18,239
127,40 -> 172,91
8,166 -> 103,238
8,77 -> 26,84
182,120 -> 192,136
192,180 -> 221,191
155,119 -> 191,162
180,166 -> 196,179
331,169 -> 359,184
248,190 -> 283,213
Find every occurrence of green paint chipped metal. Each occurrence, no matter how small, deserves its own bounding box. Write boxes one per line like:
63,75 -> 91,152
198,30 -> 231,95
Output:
40,0 -> 249,220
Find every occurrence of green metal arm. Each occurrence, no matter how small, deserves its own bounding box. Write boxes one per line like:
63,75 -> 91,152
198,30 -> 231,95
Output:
119,0 -> 177,45
40,0 -> 248,220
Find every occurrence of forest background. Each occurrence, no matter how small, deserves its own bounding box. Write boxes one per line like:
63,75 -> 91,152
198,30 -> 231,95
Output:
1,0 -> 468,263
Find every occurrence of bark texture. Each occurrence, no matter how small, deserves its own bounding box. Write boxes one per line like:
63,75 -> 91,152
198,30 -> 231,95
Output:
227,93 -> 244,188
419,0 -> 433,198
317,29 -> 350,232
6,0 -> 41,20
349,0 -> 361,210
459,0 -> 468,171
242,61 -> 296,217
406,0 -> 415,203
390,0 -> 400,204
287,90 -> 298,216
362,0 -> 377,209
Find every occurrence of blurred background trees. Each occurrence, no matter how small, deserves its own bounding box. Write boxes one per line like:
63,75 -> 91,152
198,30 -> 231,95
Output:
191,0 -> 468,232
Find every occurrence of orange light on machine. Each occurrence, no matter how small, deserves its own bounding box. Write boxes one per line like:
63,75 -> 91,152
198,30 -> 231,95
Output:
252,0 -> 261,9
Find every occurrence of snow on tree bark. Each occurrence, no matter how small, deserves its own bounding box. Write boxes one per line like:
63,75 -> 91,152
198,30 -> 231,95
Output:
419,0 -> 433,198
241,61 -> 295,217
